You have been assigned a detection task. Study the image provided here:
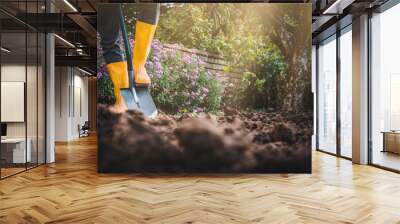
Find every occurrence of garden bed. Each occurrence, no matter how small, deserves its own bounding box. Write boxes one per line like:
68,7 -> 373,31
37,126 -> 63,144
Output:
98,105 -> 312,173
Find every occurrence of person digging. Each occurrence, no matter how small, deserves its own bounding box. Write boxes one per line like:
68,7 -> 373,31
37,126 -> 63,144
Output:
99,4 -> 160,113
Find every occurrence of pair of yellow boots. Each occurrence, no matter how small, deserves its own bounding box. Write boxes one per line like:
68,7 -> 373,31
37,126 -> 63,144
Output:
106,21 -> 156,112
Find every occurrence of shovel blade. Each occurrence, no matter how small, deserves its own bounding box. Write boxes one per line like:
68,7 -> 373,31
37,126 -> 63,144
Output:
120,88 -> 140,111
136,86 -> 158,118
120,86 -> 157,118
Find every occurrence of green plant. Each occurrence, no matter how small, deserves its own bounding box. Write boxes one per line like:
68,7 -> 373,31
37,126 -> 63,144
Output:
222,71 -> 265,110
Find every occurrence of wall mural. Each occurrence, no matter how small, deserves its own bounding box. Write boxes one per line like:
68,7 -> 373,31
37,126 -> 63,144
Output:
97,3 -> 312,173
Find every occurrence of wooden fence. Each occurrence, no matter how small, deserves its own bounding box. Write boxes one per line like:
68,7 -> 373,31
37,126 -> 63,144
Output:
162,44 -> 241,84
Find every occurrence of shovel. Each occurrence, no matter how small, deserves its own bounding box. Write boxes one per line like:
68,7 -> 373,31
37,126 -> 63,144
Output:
119,4 -> 158,118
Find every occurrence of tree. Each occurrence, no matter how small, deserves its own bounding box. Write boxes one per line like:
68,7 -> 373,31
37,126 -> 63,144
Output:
257,4 -> 312,113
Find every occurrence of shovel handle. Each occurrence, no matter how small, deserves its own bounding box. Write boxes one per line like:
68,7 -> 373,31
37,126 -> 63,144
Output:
119,4 -> 134,89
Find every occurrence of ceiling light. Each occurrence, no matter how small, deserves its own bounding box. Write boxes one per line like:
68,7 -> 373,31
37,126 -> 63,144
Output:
54,34 -> 75,48
78,68 -> 92,76
1,47 -> 11,53
63,0 -> 78,12
76,48 -> 85,55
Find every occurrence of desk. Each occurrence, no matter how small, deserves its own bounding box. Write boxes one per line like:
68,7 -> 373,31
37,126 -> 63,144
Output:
1,138 -> 31,163
382,131 -> 400,154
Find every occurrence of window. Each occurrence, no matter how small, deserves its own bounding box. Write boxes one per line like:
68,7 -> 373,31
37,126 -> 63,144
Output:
370,3 -> 400,171
339,27 -> 352,158
317,35 -> 337,154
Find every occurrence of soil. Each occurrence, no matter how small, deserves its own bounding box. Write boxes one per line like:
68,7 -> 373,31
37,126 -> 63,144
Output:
97,105 -> 312,173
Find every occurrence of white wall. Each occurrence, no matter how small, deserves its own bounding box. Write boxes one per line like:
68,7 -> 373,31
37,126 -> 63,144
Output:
72,73 -> 89,138
55,67 -> 89,141
1,64 -> 37,138
55,67 -> 69,141
1,63 -> 46,164
1,65 -> 26,138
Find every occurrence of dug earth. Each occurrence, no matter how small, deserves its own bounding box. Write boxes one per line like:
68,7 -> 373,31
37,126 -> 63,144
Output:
97,105 -> 312,173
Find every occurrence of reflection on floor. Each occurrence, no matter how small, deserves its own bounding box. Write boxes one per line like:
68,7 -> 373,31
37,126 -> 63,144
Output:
341,147 -> 352,159
0,167 -> 25,178
0,163 -> 42,178
373,150 -> 400,171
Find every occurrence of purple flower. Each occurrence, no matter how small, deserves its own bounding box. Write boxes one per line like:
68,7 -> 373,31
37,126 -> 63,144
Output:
155,62 -> 162,72
153,54 -> 161,62
190,72 -> 198,81
97,72 -> 103,79
101,64 -> 107,73
146,61 -> 154,67
152,40 -> 162,51
198,59 -> 206,66
182,54 -> 192,64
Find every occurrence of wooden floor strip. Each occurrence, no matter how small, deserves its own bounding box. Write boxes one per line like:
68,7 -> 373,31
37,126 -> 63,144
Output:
0,135 -> 399,223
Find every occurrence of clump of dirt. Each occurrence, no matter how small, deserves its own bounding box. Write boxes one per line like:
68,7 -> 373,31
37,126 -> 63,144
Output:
97,105 -> 312,173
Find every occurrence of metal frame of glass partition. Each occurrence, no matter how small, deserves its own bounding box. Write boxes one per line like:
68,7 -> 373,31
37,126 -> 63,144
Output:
0,0 -> 47,180
367,0 -> 400,173
315,24 -> 353,161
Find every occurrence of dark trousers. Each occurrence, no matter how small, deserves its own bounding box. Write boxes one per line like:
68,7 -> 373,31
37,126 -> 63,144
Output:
98,3 -> 160,64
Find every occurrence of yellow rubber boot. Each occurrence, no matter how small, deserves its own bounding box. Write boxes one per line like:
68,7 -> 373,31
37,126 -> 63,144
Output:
133,20 -> 157,86
106,61 -> 129,113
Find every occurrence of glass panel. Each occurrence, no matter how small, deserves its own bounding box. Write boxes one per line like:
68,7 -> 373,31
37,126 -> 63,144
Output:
340,28 -> 352,158
371,4 -> 400,171
26,0 -> 40,169
318,36 -> 337,154
0,0 -> 46,178
38,32 -> 45,165
1,30 -> 27,177
27,30 -> 38,169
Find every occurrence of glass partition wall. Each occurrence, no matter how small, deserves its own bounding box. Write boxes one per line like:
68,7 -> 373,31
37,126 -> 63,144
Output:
316,26 -> 352,159
0,1 -> 46,179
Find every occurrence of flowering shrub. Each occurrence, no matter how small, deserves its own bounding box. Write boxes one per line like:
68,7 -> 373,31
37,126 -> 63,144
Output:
146,40 -> 221,114
97,39 -> 221,114
97,59 -> 116,105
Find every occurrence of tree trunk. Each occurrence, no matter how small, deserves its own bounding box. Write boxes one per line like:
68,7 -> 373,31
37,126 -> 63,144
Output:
282,59 -> 307,113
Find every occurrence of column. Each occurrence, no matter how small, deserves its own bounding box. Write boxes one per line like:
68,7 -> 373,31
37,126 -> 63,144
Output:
352,14 -> 369,164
